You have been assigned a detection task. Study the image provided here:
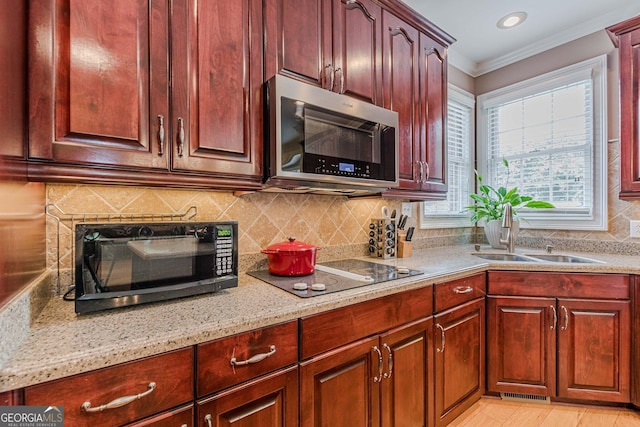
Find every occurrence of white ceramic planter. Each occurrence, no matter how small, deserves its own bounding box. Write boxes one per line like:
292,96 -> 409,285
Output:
484,219 -> 519,249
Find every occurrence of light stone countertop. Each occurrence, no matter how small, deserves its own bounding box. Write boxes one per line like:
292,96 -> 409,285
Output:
1,244 -> 639,392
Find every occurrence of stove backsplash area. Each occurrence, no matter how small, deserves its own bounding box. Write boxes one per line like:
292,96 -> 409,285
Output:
45,183 -> 473,293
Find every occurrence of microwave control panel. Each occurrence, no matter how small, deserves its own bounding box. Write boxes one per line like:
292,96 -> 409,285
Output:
214,223 -> 237,277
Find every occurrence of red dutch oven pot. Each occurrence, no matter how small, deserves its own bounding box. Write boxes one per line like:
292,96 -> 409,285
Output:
261,237 -> 321,276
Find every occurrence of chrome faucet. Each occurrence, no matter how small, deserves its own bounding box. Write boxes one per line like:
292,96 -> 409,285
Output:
499,203 -> 515,253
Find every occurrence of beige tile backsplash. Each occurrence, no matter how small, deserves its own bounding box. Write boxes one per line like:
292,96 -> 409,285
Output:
45,184 -> 464,290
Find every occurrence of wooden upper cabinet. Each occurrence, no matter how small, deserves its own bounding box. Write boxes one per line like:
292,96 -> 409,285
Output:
382,11 -> 421,191
264,0 -> 324,85
28,0 -> 263,188
1,0 -> 27,160
331,0 -> 383,104
419,33 -> 447,196
264,0 -> 382,104
607,16 -> 640,199
382,11 -> 451,200
171,0 -> 263,177
29,0 -> 170,170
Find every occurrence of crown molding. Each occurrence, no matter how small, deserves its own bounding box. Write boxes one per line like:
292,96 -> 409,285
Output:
452,6 -> 640,77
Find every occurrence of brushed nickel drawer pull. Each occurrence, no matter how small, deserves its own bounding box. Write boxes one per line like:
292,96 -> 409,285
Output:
372,346 -> 384,382
81,382 -> 156,413
230,345 -> 276,367
205,413 -> 212,427
156,115 -> 165,156
325,64 -> 334,91
418,161 -> 424,183
550,305 -> 557,330
382,343 -> 393,379
177,117 -> 185,157
453,286 -> 473,294
436,324 -> 445,353
424,161 -> 430,182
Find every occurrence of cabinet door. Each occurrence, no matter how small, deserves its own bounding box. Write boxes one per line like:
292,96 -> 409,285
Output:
29,0 -> 169,170
611,21 -> 640,198
382,12 -> 421,191
331,0 -> 382,104
379,317 -> 434,427
557,298 -> 630,402
487,296 -> 556,396
419,33 -> 447,196
434,299 -> 484,427
197,366 -> 298,427
1,0 -> 26,160
171,0 -> 263,179
300,336 -> 381,427
264,0 -> 327,86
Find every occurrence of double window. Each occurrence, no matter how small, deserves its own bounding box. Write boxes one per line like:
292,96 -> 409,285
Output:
422,55 -> 607,231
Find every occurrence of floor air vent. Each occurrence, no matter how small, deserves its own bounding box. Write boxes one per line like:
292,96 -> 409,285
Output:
500,392 -> 550,404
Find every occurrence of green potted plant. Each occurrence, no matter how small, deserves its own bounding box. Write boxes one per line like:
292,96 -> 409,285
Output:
465,158 -> 555,249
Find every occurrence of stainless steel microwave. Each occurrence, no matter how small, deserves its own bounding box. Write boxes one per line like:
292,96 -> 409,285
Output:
74,222 -> 237,313
264,74 -> 399,195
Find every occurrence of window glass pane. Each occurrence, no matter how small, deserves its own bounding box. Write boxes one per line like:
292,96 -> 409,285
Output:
486,79 -> 593,212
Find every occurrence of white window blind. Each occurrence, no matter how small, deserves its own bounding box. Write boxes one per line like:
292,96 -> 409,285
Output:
477,55 -> 607,230
421,86 -> 474,228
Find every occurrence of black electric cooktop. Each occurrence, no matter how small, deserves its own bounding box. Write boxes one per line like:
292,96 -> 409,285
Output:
248,259 -> 423,298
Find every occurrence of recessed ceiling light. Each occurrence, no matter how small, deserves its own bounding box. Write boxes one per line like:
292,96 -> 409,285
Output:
497,12 -> 527,29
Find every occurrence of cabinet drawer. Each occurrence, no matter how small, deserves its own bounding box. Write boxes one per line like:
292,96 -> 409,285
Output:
197,321 -> 298,397
300,283 -> 433,359
488,271 -> 630,299
24,348 -> 194,427
125,404 -> 193,427
434,273 -> 486,313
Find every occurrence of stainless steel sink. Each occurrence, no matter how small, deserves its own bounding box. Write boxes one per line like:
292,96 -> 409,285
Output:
471,253 -> 540,262
524,254 -> 604,264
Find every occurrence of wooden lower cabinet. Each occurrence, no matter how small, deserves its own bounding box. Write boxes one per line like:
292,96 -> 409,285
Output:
434,298 -> 485,427
557,298 -> 630,402
488,294 -> 630,402
196,366 -> 298,427
300,317 -> 434,427
487,296 -> 556,396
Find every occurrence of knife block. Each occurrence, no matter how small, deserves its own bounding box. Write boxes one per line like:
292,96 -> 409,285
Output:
397,235 -> 412,258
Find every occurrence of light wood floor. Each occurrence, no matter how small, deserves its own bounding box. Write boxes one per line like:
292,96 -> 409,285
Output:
448,397 -> 640,426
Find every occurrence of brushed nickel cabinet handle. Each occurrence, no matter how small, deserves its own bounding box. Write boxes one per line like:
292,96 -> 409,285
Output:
156,115 -> 165,156
230,345 -> 276,367
382,343 -> 393,379
177,117 -> 185,157
436,324 -> 445,353
325,64 -> 334,91
336,67 -> 344,93
417,161 -> 424,183
81,382 -> 156,413
550,305 -> 557,330
205,414 -> 212,427
453,286 -> 473,294
560,305 -> 569,331
372,346 -> 384,382
424,161 -> 430,182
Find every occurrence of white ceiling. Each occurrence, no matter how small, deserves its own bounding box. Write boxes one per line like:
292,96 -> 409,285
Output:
402,0 -> 640,77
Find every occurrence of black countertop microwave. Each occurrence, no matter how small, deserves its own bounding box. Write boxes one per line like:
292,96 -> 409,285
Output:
74,222 -> 238,314
264,74 -> 399,195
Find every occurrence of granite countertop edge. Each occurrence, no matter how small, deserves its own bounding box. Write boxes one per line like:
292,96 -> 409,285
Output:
0,244 -> 638,392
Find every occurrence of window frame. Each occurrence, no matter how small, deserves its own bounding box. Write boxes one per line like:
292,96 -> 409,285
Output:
420,84 -> 475,229
476,55 -> 608,231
